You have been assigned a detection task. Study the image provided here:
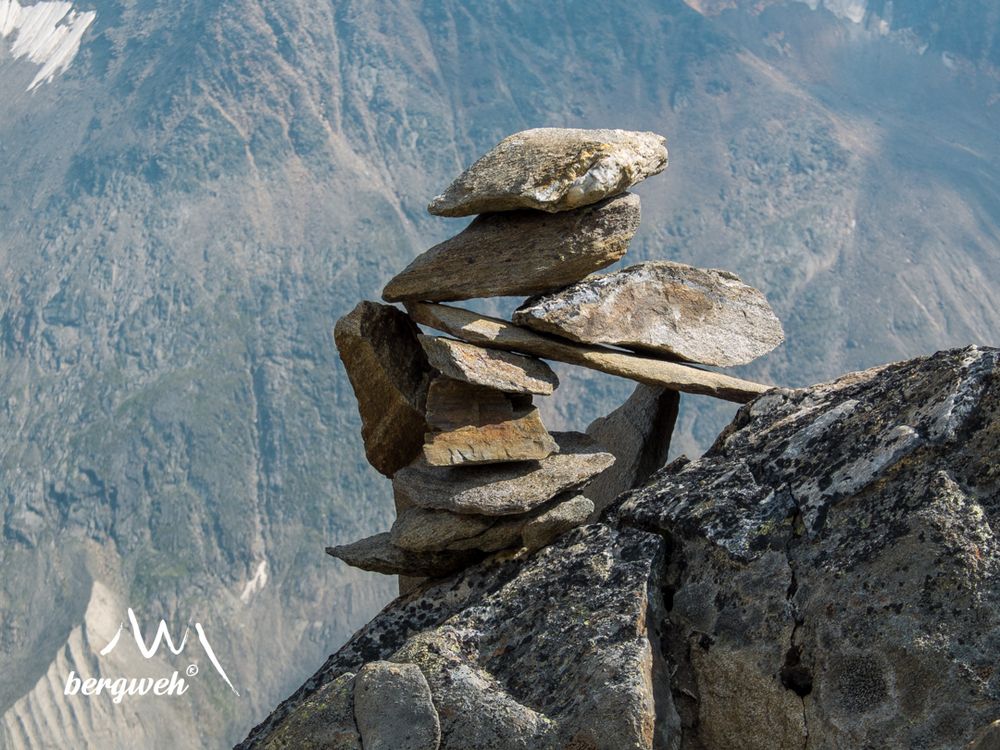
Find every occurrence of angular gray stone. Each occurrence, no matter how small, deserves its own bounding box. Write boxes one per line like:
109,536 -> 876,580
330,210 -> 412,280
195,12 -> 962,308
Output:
394,432 -> 615,516
258,672 -> 360,750
427,128 -> 667,216
383,194 -> 639,303
513,261 -> 785,366
354,662 -> 440,750
334,301 -> 430,477
584,384 -> 680,517
406,301 -> 771,403
390,493 -> 592,553
420,335 -> 558,395
325,533 -> 481,577
422,377 -> 557,466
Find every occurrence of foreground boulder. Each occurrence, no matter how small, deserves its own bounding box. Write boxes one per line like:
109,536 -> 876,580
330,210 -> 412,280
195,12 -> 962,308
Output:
242,346 -> 1000,750
428,127 -> 667,216
383,194 -> 640,302
513,261 -> 785,366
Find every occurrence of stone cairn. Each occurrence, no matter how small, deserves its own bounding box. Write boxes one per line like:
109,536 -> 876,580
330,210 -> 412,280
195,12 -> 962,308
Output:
329,128 -> 784,590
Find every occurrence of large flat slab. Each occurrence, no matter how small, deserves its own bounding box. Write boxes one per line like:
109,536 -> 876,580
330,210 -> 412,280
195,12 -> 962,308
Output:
513,261 -> 784,366
394,431 -> 614,516
406,302 -> 771,404
383,193 -> 639,302
427,127 -> 667,216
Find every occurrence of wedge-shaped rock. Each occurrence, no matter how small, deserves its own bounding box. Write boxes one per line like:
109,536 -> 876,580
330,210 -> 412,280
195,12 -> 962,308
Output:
395,432 -> 614,516
420,335 -> 558,395
428,128 -> 667,216
584,384 -> 680,517
514,261 -> 785,367
390,493 -> 592,553
334,302 -> 430,477
326,533 -> 482,577
406,302 -> 771,404
383,194 -> 639,303
423,377 -> 556,466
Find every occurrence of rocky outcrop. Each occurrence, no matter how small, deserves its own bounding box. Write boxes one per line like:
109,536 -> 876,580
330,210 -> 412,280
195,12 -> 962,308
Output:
513,261 -> 785,366
427,128 -> 668,216
242,346 -> 1000,749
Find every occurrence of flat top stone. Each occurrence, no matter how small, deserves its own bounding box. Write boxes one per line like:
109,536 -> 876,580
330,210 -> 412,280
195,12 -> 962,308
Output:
393,431 -> 615,516
420,335 -> 558,395
428,128 -> 667,216
513,260 -> 785,367
383,193 -> 640,303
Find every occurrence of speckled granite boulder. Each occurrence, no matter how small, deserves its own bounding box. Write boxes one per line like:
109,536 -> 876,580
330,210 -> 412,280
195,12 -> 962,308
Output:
241,346 -> 1000,750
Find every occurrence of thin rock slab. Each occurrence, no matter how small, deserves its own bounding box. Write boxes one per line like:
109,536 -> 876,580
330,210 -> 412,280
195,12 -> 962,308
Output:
326,533 -> 482,577
420,335 -> 558,395
394,431 -> 614,516
513,261 -> 785,366
428,127 -> 667,216
390,493 -> 592,553
383,194 -> 639,303
353,662 -> 441,750
334,301 -> 430,477
406,302 -> 770,404
584,384 -> 680,517
423,377 -> 557,466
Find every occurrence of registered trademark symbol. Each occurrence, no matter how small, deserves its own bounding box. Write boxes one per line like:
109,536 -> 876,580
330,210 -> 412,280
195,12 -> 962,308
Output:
186,664 -> 199,677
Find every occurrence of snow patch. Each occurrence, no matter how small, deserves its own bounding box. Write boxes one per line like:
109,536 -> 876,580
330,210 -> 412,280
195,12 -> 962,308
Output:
0,0 -> 95,90
240,560 -> 269,603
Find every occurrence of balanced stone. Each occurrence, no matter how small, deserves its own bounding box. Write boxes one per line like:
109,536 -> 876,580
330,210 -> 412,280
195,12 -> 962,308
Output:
325,533 -> 481,577
390,493 -> 592,553
513,261 -> 785,366
423,377 -> 557,465
334,302 -> 430,477
427,127 -> 667,216
382,193 -> 639,303
394,431 -> 614,516
584,384 -> 680,517
420,335 -> 557,395
406,301 -> 770,403
353,662 -> 440,750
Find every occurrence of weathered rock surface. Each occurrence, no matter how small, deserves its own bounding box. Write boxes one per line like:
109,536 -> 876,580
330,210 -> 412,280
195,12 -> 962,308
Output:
513,261 -> 785,366
427,128 -> 667,216
256,672 -> 360,750
325,533 -> 482,577
245,347 -> 1000,750
394,431 -> 614,516
240,524 -> 674,750
383,194 -> 639,302
584,384 -> 680,517
407,301 -> 770,403
390,493 -> 592,553
422,378 -> 556,465
420,335 -> 558,395
613,345 -> 1000,749
334,301 -> 430,477
354,662 -> 440,750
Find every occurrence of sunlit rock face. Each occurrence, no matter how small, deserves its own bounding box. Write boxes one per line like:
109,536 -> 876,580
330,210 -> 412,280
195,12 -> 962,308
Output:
0,0 -> 95,89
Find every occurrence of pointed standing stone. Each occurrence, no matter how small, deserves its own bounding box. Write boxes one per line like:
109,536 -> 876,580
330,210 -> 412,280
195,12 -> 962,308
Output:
419,335 -> 558,395
382,194 -> 640,303
513,261 -> 785,366
428,128 -> 667,216
334,302 -> 431,477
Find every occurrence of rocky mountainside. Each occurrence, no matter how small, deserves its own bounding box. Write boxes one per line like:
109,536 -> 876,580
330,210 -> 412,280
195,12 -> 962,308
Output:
1,1 -> 999,747
239,345 -> 1000,749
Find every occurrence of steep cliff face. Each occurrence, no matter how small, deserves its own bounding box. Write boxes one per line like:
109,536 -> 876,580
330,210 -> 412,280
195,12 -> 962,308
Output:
2,1 -> 1000,747
240,346 -> 1000,749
